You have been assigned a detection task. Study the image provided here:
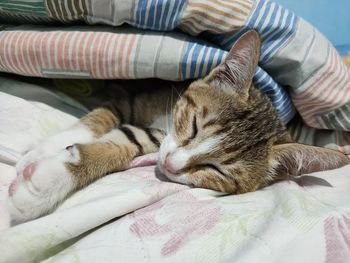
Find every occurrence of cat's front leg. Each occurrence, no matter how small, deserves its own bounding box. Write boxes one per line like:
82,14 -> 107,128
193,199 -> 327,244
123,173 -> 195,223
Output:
8,142 -> 133,224
10,107 -> 121,223
9,125 -> 165,223
16,107 -> 121,176
9,142 -> 132,224
16,123 -> 95,176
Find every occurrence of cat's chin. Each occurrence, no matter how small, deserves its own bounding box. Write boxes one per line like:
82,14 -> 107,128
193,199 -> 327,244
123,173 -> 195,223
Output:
164,172 -> 190,186
156,162 -> 190,186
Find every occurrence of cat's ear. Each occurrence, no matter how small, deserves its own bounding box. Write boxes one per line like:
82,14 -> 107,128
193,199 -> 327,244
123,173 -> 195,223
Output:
270,143 -> 349,178
205,30 -> 261,98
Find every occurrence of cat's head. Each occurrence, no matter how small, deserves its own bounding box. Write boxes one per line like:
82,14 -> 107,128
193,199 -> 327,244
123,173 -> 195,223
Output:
158,30 -> 349,193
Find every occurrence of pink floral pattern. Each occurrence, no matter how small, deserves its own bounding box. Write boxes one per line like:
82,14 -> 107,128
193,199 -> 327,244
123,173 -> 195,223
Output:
129,191 -> 223,256
324,213 -> 350,263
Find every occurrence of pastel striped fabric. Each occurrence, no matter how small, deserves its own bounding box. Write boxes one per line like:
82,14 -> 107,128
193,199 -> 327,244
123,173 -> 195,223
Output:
218,0 -> 298,64
0,27 -> 226,80
0,0 -> 349,129
0,0 -> 54,24
254,67 -> 295,123
134,0 -> 187,30
288,115 -> 350,155
0,30 -> 138,79
0,0 -> 47,16
293,44 -> 350,130
45,0 -> 88,22
179,0 -> 253,34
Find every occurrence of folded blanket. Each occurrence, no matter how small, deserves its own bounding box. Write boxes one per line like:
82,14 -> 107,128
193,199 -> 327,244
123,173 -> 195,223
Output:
0,0 -> 349,133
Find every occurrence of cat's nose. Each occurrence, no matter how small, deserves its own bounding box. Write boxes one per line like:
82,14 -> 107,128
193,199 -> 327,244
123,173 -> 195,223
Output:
164,153 -> 179,175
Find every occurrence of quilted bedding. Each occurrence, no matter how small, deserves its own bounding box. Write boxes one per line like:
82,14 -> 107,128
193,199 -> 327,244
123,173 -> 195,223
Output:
0,0 -> 350,133
0,0 -> 350,262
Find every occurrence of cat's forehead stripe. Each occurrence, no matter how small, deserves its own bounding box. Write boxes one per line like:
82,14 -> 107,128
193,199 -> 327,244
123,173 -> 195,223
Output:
182,94 -> 196,107
202,106 -> 208,118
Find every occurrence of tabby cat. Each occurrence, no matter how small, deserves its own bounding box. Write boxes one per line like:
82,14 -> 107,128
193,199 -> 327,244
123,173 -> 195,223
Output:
9,30 -> 349,223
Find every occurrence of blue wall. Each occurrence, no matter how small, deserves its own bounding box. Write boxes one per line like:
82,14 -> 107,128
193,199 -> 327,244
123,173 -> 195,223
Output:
275,0 -> 350,53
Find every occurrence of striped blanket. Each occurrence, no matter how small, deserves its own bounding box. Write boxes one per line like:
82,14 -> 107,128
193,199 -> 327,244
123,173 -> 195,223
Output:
0,0 -> 350,152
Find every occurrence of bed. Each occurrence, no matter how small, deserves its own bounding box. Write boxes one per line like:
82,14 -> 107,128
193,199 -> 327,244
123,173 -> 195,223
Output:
1,1 -> 350,262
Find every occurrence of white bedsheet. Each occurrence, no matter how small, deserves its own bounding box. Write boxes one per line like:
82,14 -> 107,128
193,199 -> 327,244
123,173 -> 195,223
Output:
0,92 -> 350,263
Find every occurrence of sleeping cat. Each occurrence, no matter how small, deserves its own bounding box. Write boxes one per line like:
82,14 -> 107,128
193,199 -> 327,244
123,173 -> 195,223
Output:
9,30 -> 349,223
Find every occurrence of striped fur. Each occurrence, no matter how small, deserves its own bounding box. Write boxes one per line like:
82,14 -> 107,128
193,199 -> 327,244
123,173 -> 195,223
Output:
9,30 -> 349,223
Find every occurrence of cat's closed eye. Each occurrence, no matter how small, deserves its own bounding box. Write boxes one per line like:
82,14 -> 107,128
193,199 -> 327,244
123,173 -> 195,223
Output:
196,163 -> 226,176
190,116 -> 198,139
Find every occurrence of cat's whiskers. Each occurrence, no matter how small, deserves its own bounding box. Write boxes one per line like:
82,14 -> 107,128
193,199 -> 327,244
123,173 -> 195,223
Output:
170,86 -> 174,133
173,84 -> 182,101
165,93 -> 171,134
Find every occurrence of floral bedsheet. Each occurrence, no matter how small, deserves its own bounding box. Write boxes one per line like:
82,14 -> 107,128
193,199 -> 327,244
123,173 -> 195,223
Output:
0,87 -> 350,263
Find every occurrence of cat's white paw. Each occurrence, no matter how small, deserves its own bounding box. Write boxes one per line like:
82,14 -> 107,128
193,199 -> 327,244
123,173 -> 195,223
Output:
9,148 -> 79,224
16,125 -> 94,177
16,143 -> 63,178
